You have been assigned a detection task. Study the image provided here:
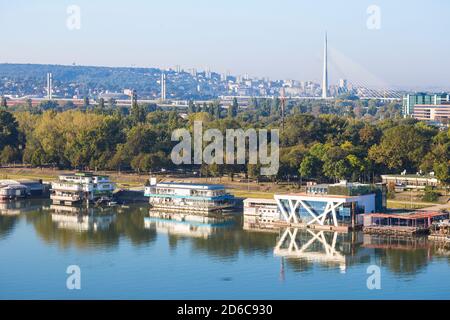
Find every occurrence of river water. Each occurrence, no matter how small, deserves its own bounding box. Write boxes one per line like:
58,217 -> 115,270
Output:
0,199 -> 449,299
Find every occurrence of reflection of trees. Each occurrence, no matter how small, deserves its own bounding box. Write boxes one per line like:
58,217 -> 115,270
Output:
375,248 -> 430,276
185,228 -> 278,260
27,205 -> 156,250
0,215 -> 19,239
114,208 -> 156,246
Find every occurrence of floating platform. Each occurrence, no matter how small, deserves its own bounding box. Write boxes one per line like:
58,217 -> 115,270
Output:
362,211 -> 449,236
244,219 -> 358,233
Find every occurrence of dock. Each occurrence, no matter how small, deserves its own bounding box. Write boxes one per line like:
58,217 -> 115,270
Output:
362,211 -> 449,236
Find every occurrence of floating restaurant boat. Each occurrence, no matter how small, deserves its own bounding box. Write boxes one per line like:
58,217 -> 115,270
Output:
144,178 -> 235,213
244,181 -> 386,232
429,219 -> 450,242
362,211 -> 450,236
0,179 -> 49,201
50,172 -> 115,205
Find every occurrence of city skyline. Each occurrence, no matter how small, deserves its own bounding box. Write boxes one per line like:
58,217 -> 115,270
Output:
1,0 -> 449,90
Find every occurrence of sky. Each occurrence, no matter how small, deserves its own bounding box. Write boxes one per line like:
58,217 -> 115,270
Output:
1,0 -> 449,89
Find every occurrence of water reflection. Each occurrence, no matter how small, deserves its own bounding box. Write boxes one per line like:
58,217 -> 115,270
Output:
365,234 -> 433,276
0,199 -> 43,216
50,205 -> 115,232
25,203 -> 156,250
144,211 -> 235,239
0,199 -> 46,239
274,228 -> 372,273
0,200 -> 449,278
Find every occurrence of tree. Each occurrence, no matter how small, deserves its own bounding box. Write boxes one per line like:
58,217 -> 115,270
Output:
368,125 -> 429,172
299,155 -> 321,179
422,186 -> 439,203
25,99 -> 32,109
434,162 -> 450,187
247,163 -> 262,181
38,100 -> 59,111
188,101 -> 196,114
0,111 -> 19,150
213,101 -> 221,119
0,146 -> 18,164
97,98 -> 105,111
130,103 -> 146,124
0,96 -> 7,109
228,98 -> 238,118
83,97 -> 90,108
108,98 -> 117,108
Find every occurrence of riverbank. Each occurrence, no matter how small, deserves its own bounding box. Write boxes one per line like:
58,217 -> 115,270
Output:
1,167 -> 447,209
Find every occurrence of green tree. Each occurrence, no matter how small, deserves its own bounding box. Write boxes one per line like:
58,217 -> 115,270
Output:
0,96 -> 7,109
228,98 -> 238,118
368,125 -> 429,172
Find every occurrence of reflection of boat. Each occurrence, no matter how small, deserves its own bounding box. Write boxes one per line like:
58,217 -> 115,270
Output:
50,204 -> 116,232
144,211 -> 234,239
274,228 -> 372,272
0,200 -> 42,216
51,213 -> 115,232
362,234 -> 429,250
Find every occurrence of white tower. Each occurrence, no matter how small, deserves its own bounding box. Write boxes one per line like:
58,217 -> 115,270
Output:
47,72 -> 53,100
322,33 -> 328,99
161,72 -> 166,101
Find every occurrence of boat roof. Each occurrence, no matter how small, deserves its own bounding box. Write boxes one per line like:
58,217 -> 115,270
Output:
243,198 -> 277,204
155,182 -> 226,190
364,211 -> 449,220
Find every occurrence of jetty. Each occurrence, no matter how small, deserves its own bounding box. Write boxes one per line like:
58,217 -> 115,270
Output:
362,211 -> 449,236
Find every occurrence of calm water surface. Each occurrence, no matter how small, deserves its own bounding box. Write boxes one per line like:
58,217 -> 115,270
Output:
0,199 -> 449,300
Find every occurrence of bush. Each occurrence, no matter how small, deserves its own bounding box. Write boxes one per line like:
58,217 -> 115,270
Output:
422,186 -> 440,203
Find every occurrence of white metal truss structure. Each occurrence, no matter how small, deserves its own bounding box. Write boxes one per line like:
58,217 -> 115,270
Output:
273,228 -> 345,267
275,194 -> 347,227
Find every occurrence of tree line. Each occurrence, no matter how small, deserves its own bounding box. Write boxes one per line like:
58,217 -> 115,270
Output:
0,97 -> 448,186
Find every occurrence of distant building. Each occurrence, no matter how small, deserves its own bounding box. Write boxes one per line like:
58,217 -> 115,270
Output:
322,33 -> 328,99
403,93 -> 450,116
412,104 -> 450,123
381,174 -> 439,189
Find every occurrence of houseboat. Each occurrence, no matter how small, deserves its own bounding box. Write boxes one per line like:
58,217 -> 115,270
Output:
0,179 -> 49,201
144,178 -> 235,213
243,198 -> 281,231
50,172 -> 115,205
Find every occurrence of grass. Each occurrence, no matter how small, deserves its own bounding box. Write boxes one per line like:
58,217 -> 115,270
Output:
230,190 -> 275,199
387,200 -> 430,210
0,172 -> 58,181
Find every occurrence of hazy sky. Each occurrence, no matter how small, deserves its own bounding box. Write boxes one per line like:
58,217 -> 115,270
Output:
1,0 -> 449,89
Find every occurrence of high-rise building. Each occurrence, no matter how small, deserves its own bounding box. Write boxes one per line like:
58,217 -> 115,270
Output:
47,72 -> 53,100
161,72 -> 167,101
403,93 -> 450,116
322,33 -> 328,99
